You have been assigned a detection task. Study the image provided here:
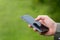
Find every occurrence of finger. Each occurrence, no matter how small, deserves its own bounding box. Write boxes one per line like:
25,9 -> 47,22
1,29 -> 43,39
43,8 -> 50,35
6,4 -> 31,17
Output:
35,15 -> 47,21
33,28 -> 37,32
28,25 -> 32,28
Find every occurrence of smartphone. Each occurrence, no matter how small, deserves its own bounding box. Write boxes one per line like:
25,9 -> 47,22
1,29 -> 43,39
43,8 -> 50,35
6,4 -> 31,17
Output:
21,15 -> 49,33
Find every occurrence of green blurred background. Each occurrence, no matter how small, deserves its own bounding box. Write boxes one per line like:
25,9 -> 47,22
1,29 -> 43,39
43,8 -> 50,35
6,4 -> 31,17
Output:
0,0 -> 60,40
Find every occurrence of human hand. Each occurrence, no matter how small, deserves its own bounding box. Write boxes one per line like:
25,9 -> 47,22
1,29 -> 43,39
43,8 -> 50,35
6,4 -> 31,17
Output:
28,15 -> 57,36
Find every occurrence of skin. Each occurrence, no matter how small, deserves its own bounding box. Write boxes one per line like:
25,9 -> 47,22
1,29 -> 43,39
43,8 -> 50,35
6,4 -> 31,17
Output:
28,15 -> 57,36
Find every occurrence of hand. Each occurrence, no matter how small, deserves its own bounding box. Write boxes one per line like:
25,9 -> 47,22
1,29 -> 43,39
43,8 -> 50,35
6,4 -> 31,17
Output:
28,15 -> 57,36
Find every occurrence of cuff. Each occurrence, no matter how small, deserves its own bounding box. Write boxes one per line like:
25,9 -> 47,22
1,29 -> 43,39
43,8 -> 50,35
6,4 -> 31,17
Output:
56,23 -> 60,32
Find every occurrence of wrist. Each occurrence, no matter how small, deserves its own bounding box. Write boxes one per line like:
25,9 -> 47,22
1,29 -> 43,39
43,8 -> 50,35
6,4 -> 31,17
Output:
53,23 -> 57,35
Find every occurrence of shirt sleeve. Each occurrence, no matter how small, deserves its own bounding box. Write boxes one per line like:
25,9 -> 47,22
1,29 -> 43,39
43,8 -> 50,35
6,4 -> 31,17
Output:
56,23 -> 60,32
54,23 -> 60,40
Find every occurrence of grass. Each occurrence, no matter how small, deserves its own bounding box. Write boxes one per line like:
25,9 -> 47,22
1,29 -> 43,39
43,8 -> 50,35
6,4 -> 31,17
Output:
0,0 -> 53,40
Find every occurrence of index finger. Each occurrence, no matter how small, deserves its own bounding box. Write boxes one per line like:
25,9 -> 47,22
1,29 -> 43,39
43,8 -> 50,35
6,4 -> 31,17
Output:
28,24 -> 32,28
35,15 -> 48,21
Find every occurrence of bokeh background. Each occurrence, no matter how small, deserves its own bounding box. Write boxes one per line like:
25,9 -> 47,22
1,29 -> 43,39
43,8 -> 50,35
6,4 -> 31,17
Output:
0,0 -> 60,40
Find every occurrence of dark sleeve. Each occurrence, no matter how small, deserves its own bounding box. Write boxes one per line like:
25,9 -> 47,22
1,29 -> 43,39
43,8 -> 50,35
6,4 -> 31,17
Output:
54,23 -> 60,40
